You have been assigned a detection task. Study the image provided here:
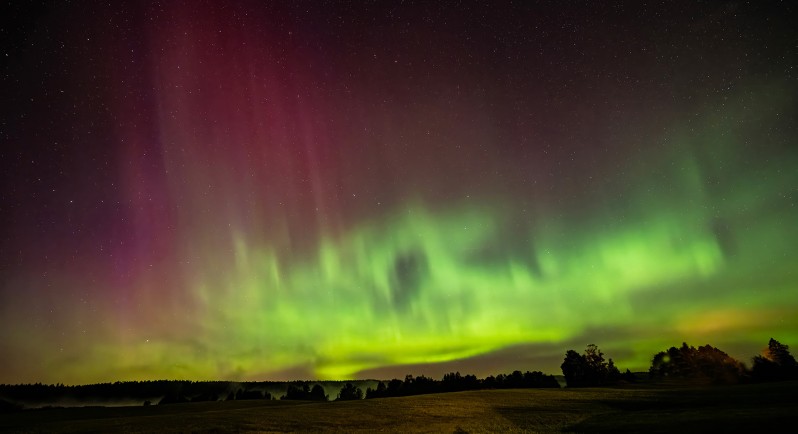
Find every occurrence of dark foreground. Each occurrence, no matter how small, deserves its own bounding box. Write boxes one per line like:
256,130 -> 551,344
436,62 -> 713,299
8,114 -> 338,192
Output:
1,381 -> 795,433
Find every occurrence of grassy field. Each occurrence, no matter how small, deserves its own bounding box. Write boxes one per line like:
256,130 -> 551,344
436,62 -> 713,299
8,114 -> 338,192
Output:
1,381 -> 795,433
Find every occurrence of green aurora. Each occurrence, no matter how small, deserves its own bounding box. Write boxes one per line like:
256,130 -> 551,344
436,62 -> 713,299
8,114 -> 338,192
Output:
1,2 -> 796,385
43,84 -> 795,384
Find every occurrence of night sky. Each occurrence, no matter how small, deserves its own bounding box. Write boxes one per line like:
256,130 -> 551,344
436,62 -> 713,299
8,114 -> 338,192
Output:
1,1 -> 796,385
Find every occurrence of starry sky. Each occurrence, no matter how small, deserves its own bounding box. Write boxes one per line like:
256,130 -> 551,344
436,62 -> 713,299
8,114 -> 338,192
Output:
1,1 -> 796,385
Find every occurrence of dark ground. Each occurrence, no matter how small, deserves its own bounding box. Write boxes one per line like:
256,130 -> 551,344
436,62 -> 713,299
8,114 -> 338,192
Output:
1,381 -> 795,433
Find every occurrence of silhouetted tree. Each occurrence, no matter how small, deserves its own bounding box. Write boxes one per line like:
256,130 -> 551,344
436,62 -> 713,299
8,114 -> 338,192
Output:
281,383 -> 326,401
561,349 -> 588,387
506,370 -> 524,388
336,383 -> 363,401
0,380 -> 276,408
495,373 -> 507,387
310,384 -> 328,401
404,375 -> 437,395
365,381 -> 387,399
763,338 -> 796,367
586,344 -> 611,384
752,338 -> 798,381
463,373 -> 479,390
386,379 -> 403,396
442,372 -> 464,391
561,344 -> 624,387
607,358 -> 621,382
650,342 -> 746,384
281,384 -> 310,400
522,371 -> 560,388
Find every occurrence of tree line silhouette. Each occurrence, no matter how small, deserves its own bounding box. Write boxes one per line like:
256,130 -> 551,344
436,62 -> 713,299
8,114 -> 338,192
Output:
1,337 -> 795,411
560,344 -> 637,387
281,383 -> 328,401
0,370 -> 557,410
561,337 -> 797,387
364,370 -> 558,399
648,338 -> 797,384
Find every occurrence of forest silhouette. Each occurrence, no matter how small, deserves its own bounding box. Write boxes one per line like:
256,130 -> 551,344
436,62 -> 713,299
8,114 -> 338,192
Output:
0,337 -> 795,411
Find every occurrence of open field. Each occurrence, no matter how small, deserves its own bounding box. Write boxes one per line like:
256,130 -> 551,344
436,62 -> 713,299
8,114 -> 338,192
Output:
1,381 -> 796,433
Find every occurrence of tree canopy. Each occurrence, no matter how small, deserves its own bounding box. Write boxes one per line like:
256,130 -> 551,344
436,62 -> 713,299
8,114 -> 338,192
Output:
649,343 -> 747,384
751,338 -> 798,381
336,383 -> 363,401
561,344 -> 632,387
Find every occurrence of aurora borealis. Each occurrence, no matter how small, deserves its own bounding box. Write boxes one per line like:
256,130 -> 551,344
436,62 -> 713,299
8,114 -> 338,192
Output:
1,1 -> 796,385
